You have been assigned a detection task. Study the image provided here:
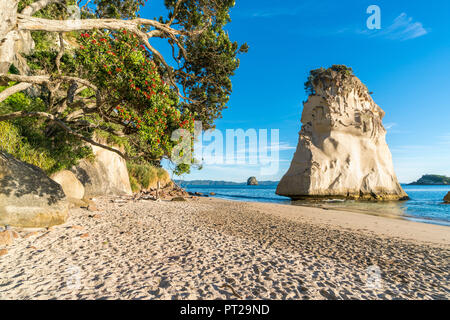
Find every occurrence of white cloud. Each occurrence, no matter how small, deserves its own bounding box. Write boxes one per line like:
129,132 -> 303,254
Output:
384,122 -> 397,130
371,13 -> 428,41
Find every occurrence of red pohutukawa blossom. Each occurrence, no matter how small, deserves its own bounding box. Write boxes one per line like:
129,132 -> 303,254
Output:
76,29 -> 195,159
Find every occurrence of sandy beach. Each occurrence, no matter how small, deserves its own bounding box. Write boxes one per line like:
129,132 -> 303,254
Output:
0,197 -> 449,300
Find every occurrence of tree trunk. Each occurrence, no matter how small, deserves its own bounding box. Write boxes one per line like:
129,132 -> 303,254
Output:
0,0 -> 19,77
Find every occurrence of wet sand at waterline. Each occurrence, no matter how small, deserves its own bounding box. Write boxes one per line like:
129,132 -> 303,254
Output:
0,197 -> 449,299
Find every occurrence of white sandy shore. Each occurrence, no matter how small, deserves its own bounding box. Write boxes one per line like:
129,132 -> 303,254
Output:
0,197 -> 449,300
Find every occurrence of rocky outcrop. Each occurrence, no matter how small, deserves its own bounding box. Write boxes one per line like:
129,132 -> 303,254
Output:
0,151 -> 69,227
71,139 -> 132,197
277,66 -> 408,201
247,177 -> 258,186
444,192 -> 450,204
50,170 -> 85,200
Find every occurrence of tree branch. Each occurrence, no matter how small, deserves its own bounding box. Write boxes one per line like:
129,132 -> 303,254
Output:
55,32 -> 65,74
0,111 -> 127,159
0,73 -> 98,91
167,0 -> 185,26
0,82 -> 33,103
17,15 -> 198,37
16,15 -> 202,103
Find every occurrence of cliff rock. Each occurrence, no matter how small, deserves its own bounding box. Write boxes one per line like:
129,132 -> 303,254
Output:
50,170 -> 85,200
277,66 -> 408,201
71,138 -> 132,197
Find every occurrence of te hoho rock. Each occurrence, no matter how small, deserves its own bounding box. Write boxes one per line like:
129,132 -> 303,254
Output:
277,67 -> 408,201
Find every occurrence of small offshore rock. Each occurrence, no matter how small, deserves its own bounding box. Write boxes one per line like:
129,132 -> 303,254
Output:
247,177 -> 258,185
444,192 -> 450,203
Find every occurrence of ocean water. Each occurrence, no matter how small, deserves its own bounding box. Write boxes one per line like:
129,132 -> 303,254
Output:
180,184 -> 450,226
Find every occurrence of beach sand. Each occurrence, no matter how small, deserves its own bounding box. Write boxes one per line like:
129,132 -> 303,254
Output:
0,197 -> 448,300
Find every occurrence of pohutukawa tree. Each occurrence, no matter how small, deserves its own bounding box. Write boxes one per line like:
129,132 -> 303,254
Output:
0,0 -> 247,174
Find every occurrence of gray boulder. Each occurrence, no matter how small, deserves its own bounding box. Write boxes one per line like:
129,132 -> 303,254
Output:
0,151 -> 69,228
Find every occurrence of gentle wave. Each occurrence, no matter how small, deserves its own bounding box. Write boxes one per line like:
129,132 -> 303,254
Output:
183,184 -> 450,226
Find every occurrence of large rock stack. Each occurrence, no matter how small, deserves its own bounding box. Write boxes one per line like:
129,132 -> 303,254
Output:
277,66 -> 408,201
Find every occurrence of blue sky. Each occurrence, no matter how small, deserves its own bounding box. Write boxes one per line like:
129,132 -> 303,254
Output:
142,1 -> 450,183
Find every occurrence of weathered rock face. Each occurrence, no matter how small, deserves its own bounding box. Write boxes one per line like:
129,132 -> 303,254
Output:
444,192 -> 450,203
51,170 -> 85,200
277,67 -> 408,201
247,177 -> 258,186
71,141 -> 132,197
0,151 -> 69,227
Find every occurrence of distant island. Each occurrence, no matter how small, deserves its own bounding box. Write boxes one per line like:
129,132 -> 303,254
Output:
175,180 -> 279,186
409,175 -> 450,185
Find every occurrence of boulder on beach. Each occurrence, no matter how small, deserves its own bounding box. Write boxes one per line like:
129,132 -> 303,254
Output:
50,170 -> 85,200
0,230 -> 13,246
276,65 -> 408,201
71,137 -> 132,197
444,192 -> 450,203
247,177 -> 258,186
0,151 -> 69,228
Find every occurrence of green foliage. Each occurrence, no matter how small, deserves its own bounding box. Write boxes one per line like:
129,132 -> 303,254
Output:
127,162 -> 170,192
76,30 -> 196,163
0,121 -> 56,172
165,0 -> 249,128
0,84 -> 92,174
90,0 -> 146,19
304,65 -> 354,95
8,1 -> 246,177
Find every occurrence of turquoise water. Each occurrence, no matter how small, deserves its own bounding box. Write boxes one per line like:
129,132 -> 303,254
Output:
180,184 -> 450,226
